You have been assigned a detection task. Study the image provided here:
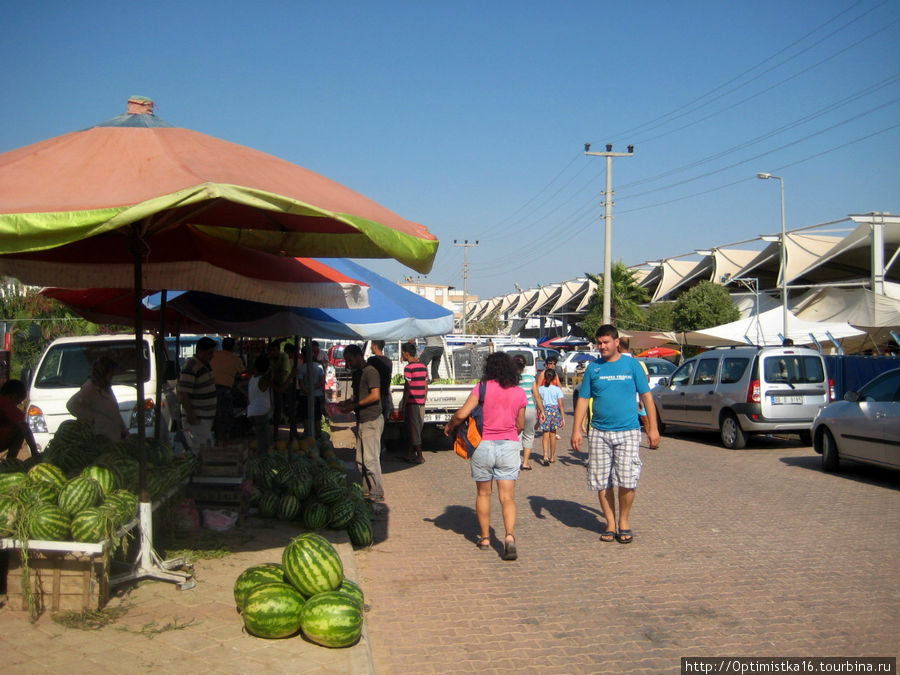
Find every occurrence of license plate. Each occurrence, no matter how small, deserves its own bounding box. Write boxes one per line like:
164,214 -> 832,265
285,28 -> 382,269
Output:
424,413 -> 449,423
771,395 -> 802,405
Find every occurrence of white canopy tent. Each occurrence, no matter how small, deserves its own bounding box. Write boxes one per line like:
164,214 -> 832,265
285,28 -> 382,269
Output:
682,307 -> 864,348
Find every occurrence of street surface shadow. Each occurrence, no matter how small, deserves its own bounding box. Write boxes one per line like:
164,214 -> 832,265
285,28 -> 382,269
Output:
780,455 -> 900,490
424,504 -> 478,543
526,495 -> 606,534
660,428 -> 804,451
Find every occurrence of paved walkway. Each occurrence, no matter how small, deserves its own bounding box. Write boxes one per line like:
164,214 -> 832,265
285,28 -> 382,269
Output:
352,420 -> 900,673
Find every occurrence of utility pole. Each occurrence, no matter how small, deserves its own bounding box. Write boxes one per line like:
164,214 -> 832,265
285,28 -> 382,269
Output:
585,143 -> 634,325
454,239 -> 478,334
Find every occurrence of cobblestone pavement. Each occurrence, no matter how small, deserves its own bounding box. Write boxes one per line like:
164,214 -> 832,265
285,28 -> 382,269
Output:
351,418 -> 900,674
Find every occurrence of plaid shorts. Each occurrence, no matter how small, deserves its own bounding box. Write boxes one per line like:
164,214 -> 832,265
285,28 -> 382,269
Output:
586,428 -> 643,490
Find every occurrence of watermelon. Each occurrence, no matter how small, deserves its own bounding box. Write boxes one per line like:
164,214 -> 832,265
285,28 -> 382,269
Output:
27,503 -> 71,541
0,496 -> 19,536
328,500 -> 355,529
259,493 -> 279,519
298,591 -> 363,648
288,472 -> 313,501
282,533 -> 343,598
0,471 -> 28,495
337,579 -> 365,610
316,483 -> 345,505
70,507 -> 109,542
27,462 -> 67,490
233,563 -> 286,611
81,465 -> 118,495
108,489 -> 139,522
57,476 -> 103,515
242,582 -> 306,639
303,501 -> 329,530
24,479 -> 59,504
277,494 -> 301,521
347,517 -> 373,548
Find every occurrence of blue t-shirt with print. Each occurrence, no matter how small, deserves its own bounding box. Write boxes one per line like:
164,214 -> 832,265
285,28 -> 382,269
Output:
578,356 -> 650,431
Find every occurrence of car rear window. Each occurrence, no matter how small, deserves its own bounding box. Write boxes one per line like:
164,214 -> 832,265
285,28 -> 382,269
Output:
34,341 -> 150,389
763,355 -> 825,384
505,349 -> 534,366
720,357 -> 749,384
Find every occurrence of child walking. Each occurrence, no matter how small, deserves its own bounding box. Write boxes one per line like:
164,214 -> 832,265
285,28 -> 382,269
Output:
537,368 -> 565,465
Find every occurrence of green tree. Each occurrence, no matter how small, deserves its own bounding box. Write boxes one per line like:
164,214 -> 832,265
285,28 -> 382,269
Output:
468,309 -> 503,335
0,279 -> 100,378
671,281 -> 740,331
579,261 -> 649,336
645,301 -> 676,331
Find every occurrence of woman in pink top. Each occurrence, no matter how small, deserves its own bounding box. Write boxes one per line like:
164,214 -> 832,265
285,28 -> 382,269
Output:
445,352 -> 526,561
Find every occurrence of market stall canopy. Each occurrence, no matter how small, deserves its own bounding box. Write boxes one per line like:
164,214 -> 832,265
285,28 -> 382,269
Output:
12,228 -> 369,308
147,258 -> 454,340
682,307 -> 864,347
0,96 -> 438,273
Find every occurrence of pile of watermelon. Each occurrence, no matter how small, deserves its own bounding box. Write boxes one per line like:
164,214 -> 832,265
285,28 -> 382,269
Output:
246,443 -> 373,549
0,424 -> 196,544
234,532 -> 364,647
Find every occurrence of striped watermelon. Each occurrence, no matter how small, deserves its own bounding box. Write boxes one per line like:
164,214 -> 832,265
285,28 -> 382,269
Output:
71,507 -> 109,542
328,500 -> 355,529
298,591 -> 364,648
347,517 -> 373,548
24,479 -> 59,504
81,465 -> 118,495
57,476 -> 103,515
107,489 -> 139,522
0,471 -> 28,495
316,483 -> 346,505
303,501 -> 329,530
27,503 -> 71,541
259,493 -> 279,519
242,582 -> 306,639
27,462 -> 67,490
277,494 -> 301,521
282,533 -> 343,598
288,473 -> 313,501
337,579 -> 365,610
0,496 -> 19,536
233,563 -> 286,612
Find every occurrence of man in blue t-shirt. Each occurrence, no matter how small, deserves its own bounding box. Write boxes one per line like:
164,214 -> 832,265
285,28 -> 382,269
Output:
571,324 -> 660,545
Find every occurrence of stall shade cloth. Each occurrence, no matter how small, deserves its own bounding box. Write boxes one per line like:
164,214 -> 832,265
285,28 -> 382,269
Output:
0,98 -> 438,273
148,257 -> 455,340
682,307 -> 864,347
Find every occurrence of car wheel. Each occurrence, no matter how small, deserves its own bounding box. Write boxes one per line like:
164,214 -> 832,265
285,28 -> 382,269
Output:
720,412 -> 746,450
821,428 -> 839,472
798,430 -> 812,446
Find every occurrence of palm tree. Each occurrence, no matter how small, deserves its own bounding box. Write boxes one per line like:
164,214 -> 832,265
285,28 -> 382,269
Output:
580,261 -> 649,335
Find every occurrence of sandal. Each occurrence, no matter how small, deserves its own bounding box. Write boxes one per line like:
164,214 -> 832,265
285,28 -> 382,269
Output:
538,458 -> 550,467
616,529 -> 634,544
502,536 -> 517,561
600,531 -> 617,543
519,464 -> 532,471
477,537 -> 491,550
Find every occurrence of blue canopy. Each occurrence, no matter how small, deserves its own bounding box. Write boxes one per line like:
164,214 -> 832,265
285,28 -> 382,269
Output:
148,258 -> 454,340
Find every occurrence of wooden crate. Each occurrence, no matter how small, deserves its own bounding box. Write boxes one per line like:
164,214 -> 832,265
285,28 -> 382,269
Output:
6,549 -> 108,612
196,443 -> 248,477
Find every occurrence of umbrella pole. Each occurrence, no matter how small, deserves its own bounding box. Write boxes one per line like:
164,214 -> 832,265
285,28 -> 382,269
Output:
154,290 -> 168,440
110,239 -> 194,591
305,336 -> 315,438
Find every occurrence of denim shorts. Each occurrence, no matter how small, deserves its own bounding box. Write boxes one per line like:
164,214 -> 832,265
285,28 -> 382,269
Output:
471,439 -> 522,482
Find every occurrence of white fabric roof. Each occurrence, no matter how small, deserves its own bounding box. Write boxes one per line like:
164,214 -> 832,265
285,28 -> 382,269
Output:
548,278 -> 591,314
682,307 -> 864,347
507,288 -> 540,316
526,284 -> 562,317
650,258 -> 713,302
792,284 -> 900,328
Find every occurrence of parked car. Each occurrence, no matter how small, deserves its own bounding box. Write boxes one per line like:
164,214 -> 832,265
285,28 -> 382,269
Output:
533,347 -> 562,372
812,368 -> 900,472
638,357 -> 677,388
651,345 -> 831,449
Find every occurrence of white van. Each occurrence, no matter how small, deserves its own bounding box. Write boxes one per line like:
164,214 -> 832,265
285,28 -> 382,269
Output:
26,333 -> 177,452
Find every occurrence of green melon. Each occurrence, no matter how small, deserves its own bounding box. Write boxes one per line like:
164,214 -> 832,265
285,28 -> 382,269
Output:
27,503 -> 71,541
347,517 -> 373,548
0,471 -> 28,495
70,507 -> 110,542
233,563 -> 286,612
81,465 -> 118,495
337,578 -> 365,610
242,582 -> 306,639
57,476 -> 103,515
27,462 -> 67,490
277,494 -> 301,521
303,500 -> 329,530
259,493 -> 279,519
0,496 -> 20,537
316,483 -> 346,505
328,500 -> 355,529
282,533 -> 343,598
298,591 -> 364,648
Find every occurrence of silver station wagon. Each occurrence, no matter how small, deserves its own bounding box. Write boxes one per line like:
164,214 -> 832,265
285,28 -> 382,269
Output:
651,346 -> 831,449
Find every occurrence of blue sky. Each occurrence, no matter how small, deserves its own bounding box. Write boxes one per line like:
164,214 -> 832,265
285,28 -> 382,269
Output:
2,1 -> 898,300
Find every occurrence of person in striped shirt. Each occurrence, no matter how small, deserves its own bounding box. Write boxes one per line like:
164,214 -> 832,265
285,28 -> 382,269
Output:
177,337 -> 218,451
401,342 -> 428,464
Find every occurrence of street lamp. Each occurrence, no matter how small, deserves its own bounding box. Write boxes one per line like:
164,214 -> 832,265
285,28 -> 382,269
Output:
757,172 -> 788,339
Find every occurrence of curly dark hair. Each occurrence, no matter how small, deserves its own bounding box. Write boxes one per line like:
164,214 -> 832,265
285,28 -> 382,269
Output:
482,352 -> 520,388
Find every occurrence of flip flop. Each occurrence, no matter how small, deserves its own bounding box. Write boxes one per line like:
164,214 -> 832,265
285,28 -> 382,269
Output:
538,458 -> 550,467
477,538 -> 491,550
600,531 -> 616,543
616,529 -> 634,544
519,464 -> 532,471
502,537 -> 517,561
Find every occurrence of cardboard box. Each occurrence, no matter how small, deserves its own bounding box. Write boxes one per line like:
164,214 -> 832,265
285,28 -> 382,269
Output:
6,549 -> 109,612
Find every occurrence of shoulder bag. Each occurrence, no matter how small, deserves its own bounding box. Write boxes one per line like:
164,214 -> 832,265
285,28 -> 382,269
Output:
454,380 -> 486,460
